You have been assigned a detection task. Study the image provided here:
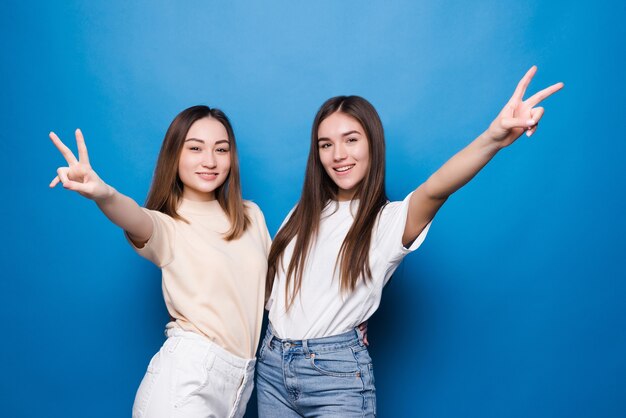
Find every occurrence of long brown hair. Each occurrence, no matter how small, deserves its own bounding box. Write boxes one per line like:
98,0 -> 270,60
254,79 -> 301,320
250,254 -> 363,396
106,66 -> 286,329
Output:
267,96 -> 388,308
145,105 -> 250,240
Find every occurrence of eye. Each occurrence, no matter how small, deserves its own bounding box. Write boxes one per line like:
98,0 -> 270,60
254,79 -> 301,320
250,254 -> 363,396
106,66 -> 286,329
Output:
319,142 -> 332,149
189,146 -> 201,151
216,147 -> 230,153
347,137 -> 358,143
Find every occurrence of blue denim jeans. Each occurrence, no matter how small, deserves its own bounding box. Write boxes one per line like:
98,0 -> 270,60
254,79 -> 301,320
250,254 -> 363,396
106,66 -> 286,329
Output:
256,324 -> 376,417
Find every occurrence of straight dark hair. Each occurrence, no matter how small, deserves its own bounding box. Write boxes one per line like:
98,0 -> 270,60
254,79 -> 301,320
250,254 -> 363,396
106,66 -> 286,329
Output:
145,105 -> 250,240
267,96 -> 388,308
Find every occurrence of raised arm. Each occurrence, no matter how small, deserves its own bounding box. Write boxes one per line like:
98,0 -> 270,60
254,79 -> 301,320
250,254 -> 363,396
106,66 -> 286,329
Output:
403,66 -> 564,246
49,129 -> 153,245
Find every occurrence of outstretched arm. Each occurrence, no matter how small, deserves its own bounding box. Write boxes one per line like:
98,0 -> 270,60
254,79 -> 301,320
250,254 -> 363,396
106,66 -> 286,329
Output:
49,129 -> 153,246
403,66 -> 564,246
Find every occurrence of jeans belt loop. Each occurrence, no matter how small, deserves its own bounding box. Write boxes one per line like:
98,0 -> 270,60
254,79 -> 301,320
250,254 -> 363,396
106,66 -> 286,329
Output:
267,328 -> 276,349
302,339 -> 310,358
356,327 -> 365,347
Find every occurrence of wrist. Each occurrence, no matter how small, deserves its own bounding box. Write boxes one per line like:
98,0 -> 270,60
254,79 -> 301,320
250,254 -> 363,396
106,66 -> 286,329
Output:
478,131 -> 504,154
94,184 -> 116,203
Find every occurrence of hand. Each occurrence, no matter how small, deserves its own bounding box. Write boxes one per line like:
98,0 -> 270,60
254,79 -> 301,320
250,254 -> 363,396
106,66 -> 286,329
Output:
357,321 -> 369,346
486,66 -> 564,147
49,129 -> 112,201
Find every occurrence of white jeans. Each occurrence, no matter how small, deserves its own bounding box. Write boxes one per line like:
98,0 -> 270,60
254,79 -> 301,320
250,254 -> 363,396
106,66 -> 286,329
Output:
132,323 -> 256,418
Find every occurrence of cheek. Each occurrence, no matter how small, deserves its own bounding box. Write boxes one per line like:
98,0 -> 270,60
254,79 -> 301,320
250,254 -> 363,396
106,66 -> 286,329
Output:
357,144 -> 370,161
178,151 -> 194,169
177,157 -> 186,175
222,155 -> 232,172
318,151 -> 333,169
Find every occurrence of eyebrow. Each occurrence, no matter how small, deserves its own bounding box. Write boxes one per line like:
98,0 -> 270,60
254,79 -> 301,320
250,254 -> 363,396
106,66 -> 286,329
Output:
317,130 -> 362,142
184,138 -> 230,145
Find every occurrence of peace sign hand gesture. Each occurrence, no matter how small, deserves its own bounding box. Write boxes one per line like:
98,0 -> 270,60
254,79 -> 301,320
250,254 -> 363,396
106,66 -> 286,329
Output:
486,66 -> 564,148
49,129 -> 113,201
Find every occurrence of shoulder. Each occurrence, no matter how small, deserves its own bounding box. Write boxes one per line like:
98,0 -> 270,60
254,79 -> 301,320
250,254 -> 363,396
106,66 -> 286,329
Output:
244,200 -> 262,215
142,207 -> 176,225
378,199 -> 403,218
377,193 -> 413,226
243,200 -> 267,225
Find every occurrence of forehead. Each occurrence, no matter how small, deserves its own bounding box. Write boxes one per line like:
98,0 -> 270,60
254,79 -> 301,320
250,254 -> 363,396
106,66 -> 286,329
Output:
185,117 -> 228,140
318,112 -> 364,138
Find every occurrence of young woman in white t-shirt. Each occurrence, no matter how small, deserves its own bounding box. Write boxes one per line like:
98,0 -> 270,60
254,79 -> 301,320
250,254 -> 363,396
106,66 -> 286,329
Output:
49,105 -> 271,418
256,66 -> 563,416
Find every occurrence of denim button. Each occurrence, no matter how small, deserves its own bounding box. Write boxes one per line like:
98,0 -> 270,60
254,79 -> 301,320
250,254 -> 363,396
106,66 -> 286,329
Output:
284,342 -> 291,348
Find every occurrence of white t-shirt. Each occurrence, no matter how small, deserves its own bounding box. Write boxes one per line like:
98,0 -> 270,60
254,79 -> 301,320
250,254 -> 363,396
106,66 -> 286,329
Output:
268,192 -> 431,339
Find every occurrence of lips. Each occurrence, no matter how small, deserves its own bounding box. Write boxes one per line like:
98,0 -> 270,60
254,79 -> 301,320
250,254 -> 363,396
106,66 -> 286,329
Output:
196,172 -> 219,180
333,164 -> 355,174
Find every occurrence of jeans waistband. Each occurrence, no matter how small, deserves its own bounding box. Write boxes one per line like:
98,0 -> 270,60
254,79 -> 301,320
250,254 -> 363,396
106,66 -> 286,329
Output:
265,323 -> 365,355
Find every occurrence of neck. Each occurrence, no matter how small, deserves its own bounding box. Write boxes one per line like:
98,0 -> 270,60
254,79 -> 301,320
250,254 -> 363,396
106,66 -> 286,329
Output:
181,188 -> 216,202
336,189 -> 356,201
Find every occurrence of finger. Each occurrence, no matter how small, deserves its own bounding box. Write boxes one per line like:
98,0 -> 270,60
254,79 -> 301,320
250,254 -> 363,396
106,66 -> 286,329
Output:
509,65 -> 537,104
526,108 -> 544,137
57,167 -> 71,185
62,179 -> 87,192
75,129 -> 90,165
49,176 -> 61,188
49,132 -> 78,165
501,117 -> 536,130
531,107 -> 545,124
525,82 -> 564,107
57,168 -> 86,192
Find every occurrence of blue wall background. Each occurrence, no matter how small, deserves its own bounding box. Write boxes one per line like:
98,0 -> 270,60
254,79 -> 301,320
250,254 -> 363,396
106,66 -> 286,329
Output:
3,1 -> 625,417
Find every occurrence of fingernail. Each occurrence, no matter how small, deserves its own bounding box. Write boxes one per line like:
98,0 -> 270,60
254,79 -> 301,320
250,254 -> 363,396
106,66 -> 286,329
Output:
526,130 -> 532,137
528,119 -> 535,126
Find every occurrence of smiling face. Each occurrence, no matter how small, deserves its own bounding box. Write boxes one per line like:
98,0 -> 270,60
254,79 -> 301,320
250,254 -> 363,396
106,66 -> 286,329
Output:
177,116 -> 231,201
317,111 -> 370,201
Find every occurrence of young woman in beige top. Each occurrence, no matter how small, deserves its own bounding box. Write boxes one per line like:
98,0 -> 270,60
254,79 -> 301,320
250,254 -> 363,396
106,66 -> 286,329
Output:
49,105 -> 271,418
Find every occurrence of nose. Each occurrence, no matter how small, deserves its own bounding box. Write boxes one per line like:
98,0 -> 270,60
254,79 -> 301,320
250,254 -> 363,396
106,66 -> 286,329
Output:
202,151 -> 217,169
333,142 -> 347,162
